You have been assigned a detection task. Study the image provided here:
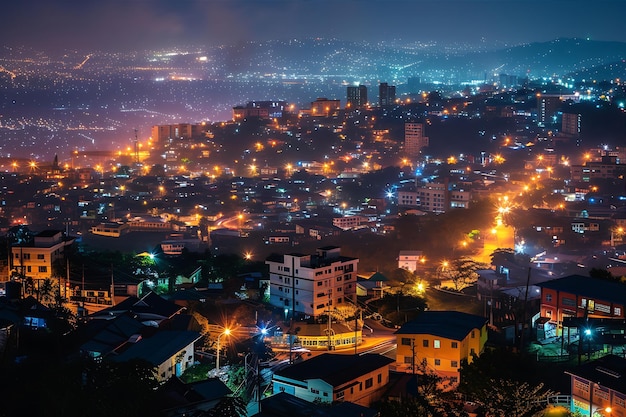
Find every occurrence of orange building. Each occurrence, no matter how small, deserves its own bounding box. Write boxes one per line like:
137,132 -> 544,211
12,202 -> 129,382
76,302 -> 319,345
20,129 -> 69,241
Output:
394,311 -> 488,385
538,275 -> 626,337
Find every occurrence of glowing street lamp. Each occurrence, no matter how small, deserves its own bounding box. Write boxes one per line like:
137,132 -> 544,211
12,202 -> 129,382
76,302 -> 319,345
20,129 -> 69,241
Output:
216,328 -> 231,373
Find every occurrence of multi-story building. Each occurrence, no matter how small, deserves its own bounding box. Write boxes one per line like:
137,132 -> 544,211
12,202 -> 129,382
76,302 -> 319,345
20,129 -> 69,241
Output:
537,94 -> 563,127
346,85 -> 368,109
265,246 -> 358,318
394,311 -> 488,385
565,355 -> 626,417
309,98 -> 341,117
151,123 -> 207,143
537,275 -> 626,337
272,353 -> 394,406
570,156 -> 626,182
232,100 -> 288,120
10,230 -> 75,281
404,122 -> 429,157
398,250 -> 424,272
397,181 -> 471,213
379,82 -> 396,107
562,112 -> 581,137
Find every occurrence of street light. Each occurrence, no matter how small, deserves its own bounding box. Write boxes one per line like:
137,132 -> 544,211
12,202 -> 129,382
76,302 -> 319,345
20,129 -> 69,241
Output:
216,328 -> 231,373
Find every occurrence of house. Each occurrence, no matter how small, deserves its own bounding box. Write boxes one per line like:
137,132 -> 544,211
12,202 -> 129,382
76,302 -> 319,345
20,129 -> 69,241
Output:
565,355 -> 626,416
394,311 -> 489,385
272,353 -> 394,407
537,275 -> 626,337
398,250 -> 424,272
110,329 -> 202,381
89,291 -> 186,324
252,392 -> 380,417
159,377 -> 233,417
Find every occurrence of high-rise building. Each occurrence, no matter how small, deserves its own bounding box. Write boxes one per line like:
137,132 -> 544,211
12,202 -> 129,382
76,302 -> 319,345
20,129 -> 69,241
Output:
379,82 -> 396,107
265,246 -> 358,318
404,122 -> 429,157
562,112 -> 581,137
537,94 -> 563,127
346,85 -> 368,108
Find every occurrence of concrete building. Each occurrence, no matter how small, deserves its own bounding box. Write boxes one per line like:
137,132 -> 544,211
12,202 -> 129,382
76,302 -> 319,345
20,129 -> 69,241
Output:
404,122 -> 429,157
347,85 -> 368,109
310,98 -> 341,117
537,275 -> 626,337
232,101 -> 288,120
565,355 -> 626,417
10,230 -> 75,281
570,156 -> 626,182
378,82 -> 396,107
398,250 -> 424,272
394,311 -> 488,385
272,353 -> 394,406
266,246 -> 358,318
398,181 -> 471,213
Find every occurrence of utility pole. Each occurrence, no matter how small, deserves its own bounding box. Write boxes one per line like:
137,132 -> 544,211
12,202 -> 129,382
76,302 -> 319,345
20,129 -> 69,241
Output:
410,338 -> 417,375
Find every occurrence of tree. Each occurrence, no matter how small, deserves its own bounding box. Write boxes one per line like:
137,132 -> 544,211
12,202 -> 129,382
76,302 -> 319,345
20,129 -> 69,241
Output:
446,258 -> 482,291
476,379 -> 553,417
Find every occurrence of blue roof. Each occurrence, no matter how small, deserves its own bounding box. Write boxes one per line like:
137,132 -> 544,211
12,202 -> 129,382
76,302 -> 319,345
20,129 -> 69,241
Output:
537,275 -> 626,305
111,330 -> 201,366
394,311 -> 488,341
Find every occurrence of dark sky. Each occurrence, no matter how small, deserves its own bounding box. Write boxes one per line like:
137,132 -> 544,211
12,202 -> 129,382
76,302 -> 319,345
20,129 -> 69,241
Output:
4,0 -> 626,52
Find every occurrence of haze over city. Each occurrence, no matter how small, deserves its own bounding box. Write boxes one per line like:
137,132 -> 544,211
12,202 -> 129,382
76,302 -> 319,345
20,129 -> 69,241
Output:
1,1 -> 626,417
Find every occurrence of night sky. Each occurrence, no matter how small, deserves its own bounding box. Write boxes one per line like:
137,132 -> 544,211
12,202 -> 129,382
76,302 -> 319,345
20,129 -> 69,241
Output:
4,0 -> 626,52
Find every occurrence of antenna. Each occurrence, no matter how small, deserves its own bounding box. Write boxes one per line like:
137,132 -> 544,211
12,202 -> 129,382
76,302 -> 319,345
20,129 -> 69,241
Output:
134,129 -> 139,165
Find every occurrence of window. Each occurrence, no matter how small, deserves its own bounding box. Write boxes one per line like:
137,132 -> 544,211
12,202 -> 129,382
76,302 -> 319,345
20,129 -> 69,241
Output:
451,360 -> 458,368
317,281 -> 323,286
311,388 -> 319,394
323,392 -> 328,397
615,307 -> 622,316
38,266 -> 47,273
434,359 -> 440,366
545,294 -> 552,302
401,338 -> 412,346
451,341 -> 458,348
23,253 -> 30,260
470,348 -> 475,356
471,331 -> 475,339
423,339 -> 429,347
378,373 -> 382,383
365,378 -> 373,389
434,340 -> 441,349
37,254 -> 45,260
404,356 -> 413,364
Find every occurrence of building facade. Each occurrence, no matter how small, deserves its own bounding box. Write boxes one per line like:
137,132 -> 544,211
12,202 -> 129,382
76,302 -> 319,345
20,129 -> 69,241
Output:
379,82 -> 396,107
394,311 -> 489,385
266,246 -> 358,318
538,275 -> 626,336
404,122 -> 429,157
272,353 -> 394,406
10,230 -> 75,281
347,85 -> 368,108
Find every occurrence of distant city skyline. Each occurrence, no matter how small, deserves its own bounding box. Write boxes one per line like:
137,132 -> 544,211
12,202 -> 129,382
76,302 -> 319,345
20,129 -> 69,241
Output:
4,0 -> 626,52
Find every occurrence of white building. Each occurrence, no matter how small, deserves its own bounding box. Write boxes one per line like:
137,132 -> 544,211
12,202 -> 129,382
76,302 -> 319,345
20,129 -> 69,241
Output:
266,246 -> 358,318
398,250 -> 424,272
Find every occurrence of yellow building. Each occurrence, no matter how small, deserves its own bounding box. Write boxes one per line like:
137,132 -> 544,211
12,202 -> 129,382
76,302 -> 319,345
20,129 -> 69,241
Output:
394,310 -> 488,385
10,230 -> 75,281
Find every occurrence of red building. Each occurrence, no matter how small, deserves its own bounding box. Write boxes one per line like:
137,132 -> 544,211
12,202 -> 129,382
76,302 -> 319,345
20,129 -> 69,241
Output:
538,275 -> 626,337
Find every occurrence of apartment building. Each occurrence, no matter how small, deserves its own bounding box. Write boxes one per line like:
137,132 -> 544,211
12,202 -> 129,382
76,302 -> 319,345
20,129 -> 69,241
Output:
266,246 -> 358,318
